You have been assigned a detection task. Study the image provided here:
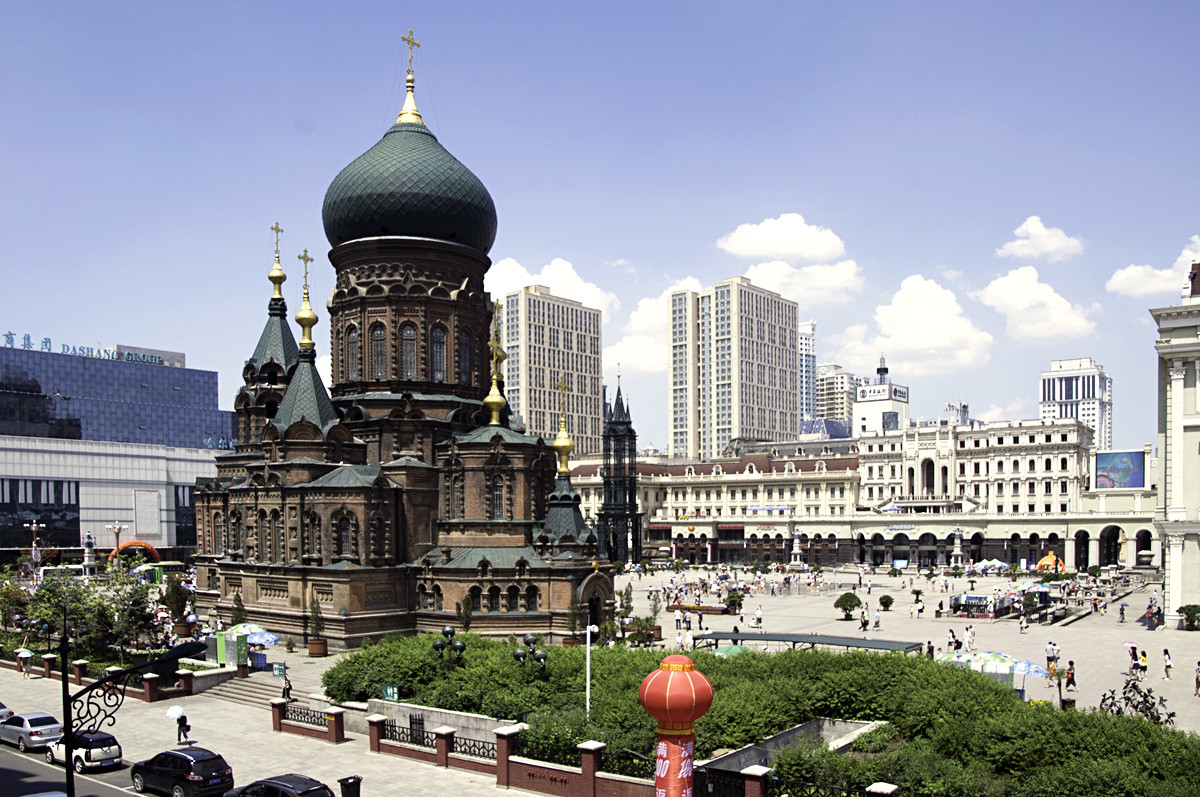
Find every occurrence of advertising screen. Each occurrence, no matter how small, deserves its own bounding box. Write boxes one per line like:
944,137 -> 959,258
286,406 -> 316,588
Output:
1094,451 -> 1145,489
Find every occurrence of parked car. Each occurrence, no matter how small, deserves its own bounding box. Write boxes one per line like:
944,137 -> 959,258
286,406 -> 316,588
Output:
45,730 -> 122,772
224,774 -> 334,797
0,700 -> 13,721
0,712 -> 64,752
131,747 -> 233,797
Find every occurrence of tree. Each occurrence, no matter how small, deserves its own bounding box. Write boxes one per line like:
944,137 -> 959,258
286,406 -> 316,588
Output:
162,575 -> 190,621
1177,604 -> 1200,631
834,592 -> 862,620
619,583 -> 634,618
878,594 -> 894,611
104,567 -> 155,662
455,600 -> 473,632
648,590 -> 663,624
566,591 -> 580,636
911,589 -> 924,603
230,592 -> 247,626
309,595 -> 325,640
723,589 -> 744,614
1099,678 -> 1176,726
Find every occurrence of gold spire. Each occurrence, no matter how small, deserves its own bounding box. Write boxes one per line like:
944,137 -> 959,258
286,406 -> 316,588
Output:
396,28 -> 425,126
295,248 -> 317,351
483,303 -> 507,425
268,222 -> 286,299
551,376 -> 574,474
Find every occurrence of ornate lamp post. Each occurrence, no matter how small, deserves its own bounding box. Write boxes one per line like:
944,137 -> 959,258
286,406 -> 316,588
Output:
638,655 -> 713,797
105,522 -> 128,570
24,520 -> 45,580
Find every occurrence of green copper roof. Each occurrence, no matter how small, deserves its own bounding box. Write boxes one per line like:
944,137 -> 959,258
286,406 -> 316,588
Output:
272,350 -> 339,436
304,464 -> 384,489
248,297 -> 300,373
456,425 -> 542,446
322,122 -> 497,253
422,545 -> 544,570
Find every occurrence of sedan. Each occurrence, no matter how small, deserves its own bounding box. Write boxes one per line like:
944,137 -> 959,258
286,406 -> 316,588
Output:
0,700 -> 12,721
0,712 -> 64,752
46,730 -> 122,772
224,774 -> 334,797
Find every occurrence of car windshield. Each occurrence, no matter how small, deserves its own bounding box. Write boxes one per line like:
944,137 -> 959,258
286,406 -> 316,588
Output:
192,756 -> 229,776
29,717 -> 59,727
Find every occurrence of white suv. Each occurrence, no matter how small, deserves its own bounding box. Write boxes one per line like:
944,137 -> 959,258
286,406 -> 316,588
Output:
45,731 -> 122,772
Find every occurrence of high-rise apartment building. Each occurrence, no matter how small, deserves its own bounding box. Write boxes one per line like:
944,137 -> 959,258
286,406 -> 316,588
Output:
1039,358 -> 1113,450
669,276 -> 798,460
500,285 -> 603,454
798,320 -> 817,421
815,363 -> 861,423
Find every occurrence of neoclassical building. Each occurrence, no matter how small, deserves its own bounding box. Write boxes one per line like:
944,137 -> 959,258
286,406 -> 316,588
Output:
572,417 -> 1157,572
192,63 -> 613,647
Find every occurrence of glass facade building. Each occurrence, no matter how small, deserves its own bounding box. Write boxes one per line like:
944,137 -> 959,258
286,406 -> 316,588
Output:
0,345 -> 235,449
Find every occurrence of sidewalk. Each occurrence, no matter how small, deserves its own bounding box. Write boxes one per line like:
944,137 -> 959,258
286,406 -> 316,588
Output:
0,661 -> 500,796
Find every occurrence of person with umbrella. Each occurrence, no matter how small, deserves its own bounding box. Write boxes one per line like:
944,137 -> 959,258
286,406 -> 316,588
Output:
15,646 -> 33,679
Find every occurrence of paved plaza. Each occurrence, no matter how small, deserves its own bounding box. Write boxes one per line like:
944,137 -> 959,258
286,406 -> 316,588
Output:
622,566 -> 1200,733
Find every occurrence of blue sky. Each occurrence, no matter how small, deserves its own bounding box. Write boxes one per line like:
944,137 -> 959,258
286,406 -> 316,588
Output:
3,4 -> 1198,451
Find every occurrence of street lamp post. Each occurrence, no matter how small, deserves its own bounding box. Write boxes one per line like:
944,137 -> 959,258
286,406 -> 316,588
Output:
24,520 -> 45,580
105,522 -> 128,569
584,624 -> 599,718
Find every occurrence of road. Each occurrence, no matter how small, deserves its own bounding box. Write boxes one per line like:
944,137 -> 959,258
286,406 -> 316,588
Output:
1,742 -> 134,797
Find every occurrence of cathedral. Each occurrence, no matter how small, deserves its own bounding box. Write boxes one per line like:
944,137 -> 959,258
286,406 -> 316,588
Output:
192,56 -> 615,648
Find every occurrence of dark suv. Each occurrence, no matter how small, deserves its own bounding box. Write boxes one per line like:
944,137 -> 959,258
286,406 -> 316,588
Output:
131,747 -> 233,797
223,774 -> 334,797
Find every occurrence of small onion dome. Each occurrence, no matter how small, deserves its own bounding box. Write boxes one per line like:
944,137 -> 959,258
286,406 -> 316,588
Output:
638,655 -> 714,733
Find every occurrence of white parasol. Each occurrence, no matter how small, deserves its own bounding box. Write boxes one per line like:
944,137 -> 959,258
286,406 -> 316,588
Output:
163,705 -> 185,721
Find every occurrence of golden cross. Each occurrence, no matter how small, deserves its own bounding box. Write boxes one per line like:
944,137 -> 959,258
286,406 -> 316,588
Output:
555,377 -> 568,413
402,28 -> 421,74
270,221 -> 284,252
297,248 -> 313,283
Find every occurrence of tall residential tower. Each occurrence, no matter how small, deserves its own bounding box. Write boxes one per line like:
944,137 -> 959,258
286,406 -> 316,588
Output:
1039,357 -> 1113,450
669,276 -> 798,460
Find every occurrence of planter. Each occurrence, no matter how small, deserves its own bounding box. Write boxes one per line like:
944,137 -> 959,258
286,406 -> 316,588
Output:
651,625 -> 662,641
172,620 -> 192,637
308,638 -> 328,657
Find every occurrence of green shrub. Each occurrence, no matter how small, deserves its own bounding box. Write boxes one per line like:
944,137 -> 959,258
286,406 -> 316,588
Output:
878,594 -> 894,611
833,592 -> 862,619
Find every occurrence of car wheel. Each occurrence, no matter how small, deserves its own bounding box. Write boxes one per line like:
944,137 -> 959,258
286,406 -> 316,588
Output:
132,773 -> 146,793
74,757 -> 85,773
172,785 -> 186,797
18,737 -> 27,753
45,749 -> 54,765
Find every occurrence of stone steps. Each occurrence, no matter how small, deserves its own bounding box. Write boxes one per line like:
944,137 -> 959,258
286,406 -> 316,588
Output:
203,674 -> 308,709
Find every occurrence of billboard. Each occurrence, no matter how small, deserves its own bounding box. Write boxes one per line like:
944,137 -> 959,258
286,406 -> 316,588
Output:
857,384 -> 909,402
1094,451 -> 1145,489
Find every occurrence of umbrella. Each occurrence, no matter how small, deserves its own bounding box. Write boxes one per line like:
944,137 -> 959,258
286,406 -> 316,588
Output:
1124,641 -> 1138,647
712,645 -> 752,658
185,613 -> 198,624
163,705 -> 185,721
246,631 -> 279,646
1119,602 -> 1130,607
226,623 -> 270,636
14,648 -> 33,658
1011,660 -> 1050,678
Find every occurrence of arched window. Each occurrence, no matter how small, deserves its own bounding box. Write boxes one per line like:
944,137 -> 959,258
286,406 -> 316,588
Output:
458,331 -> 471,385
433,585 -> 443,611
524,585 -> 539,612
400,323 -> 417,380
370,324 -> 386,380
346,326 -> 360,380
450,475 -> 463,518
469,586 -> 483,612
487,586 -> 501,613
213,513 -> 225,555
506,586 -> 520,612
491,476 -> 505,520
431,326 -> 447,382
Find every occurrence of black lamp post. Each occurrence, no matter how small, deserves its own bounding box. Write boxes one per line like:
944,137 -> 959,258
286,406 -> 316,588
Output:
433,626 -> 463,666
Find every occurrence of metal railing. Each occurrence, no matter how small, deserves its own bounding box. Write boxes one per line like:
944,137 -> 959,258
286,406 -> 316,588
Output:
381,721 -> 436,748
452,736 -> 497,760
283,705 -> 327,728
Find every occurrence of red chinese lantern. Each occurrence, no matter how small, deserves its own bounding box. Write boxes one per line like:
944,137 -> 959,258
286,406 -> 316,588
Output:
638,655 -> 713,797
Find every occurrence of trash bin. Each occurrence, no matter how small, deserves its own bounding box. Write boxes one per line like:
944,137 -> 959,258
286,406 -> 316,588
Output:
338,775 -> 362,797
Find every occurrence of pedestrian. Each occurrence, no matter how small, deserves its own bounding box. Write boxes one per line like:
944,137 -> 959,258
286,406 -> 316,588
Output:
1139,650 -> 1149,680
674,608 -> 682,630
685,630 -> 694,650
1128,646 -> 1139,676
282,674 -> 293,702
675,632 -> 683,650
1045,641 -> 1055,670
860,610 -> 869,633
1045,658 -> 1056,688
1065,660 -> 1077,692
177,713 -> 190,744
867,579 -> 872,595
1163,649 -> 1173,681
18,654 -> 29,679
926,641 -> 934,659
755,605 -> 763,630
1194,660 -> 1200,697
874,609 -> 881,630
697,609 -> 703,630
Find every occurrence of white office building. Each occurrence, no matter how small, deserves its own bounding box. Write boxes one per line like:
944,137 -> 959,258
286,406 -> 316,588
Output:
1039,357 -> 1113,450
798,321 -> 817,421
669,276 -> 798,460
815,364 -> 861,423
500,285 -> 603,455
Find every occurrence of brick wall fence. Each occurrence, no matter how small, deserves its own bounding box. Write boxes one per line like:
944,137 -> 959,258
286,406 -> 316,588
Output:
1,655 -> 193,703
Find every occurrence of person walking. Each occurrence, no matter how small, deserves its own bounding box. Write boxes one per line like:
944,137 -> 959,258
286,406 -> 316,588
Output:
1019,614 -> 1028,634
926,641 -> 934,659
1139,650 -> 1149,680
1128,645 -> 1139,676
1065,660 -> 1077,692
674,609 -> 682,630
1163,649 -> 1173,681
873,609 -> 881,630
1045,641 -> 1056,671
177,713 -> 190,744
1194,660 -> 1200,697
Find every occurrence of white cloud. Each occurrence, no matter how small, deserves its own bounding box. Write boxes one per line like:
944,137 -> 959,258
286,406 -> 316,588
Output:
976,399 -> 1032,423
716,213 -> 845,262
316,354 -> 332,388
485,257 -> 620,318
603,277 -> 703,377
1106,235 -> 1200,297
970,266 -> 1095,342
742,259 -> 863,308
995,216 -> 1084,262
829,275 -> 993,377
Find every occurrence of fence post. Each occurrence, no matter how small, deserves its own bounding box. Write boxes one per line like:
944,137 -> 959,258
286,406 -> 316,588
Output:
494,725 -> 524,789
741,764 -> 771,797
366,714 -> 387,753
175,670 -> 194,696
72,660 -> 88,685
432,726 -> 457,767
270,698 -> 286,732
577,740 -> 606,797
41,654 -> 56,679
326,707 -> 345,744
142,673 -> 159,702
